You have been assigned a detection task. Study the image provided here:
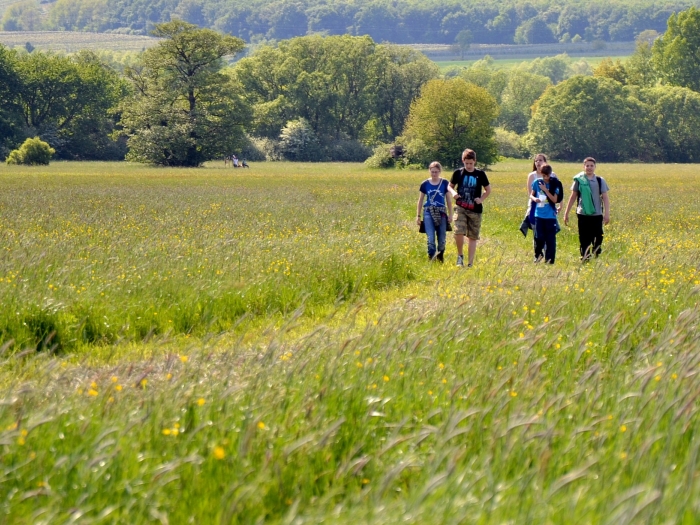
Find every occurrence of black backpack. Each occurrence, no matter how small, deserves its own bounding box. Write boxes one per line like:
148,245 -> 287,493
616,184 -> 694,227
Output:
549,177 -> 564,207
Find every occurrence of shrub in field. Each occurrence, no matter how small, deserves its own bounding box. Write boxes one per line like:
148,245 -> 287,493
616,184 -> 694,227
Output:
238,135 -> 267,161
278,118 -> 320,161
494,127 -> 526,158
5,137 -> 55,165
364,144 -> 395,168
400,138 -> 433,167
248,136 -> 282,161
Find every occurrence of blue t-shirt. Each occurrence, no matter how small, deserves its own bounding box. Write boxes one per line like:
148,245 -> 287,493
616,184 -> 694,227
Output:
531,178 -> 559,220
420,179 -> 449,208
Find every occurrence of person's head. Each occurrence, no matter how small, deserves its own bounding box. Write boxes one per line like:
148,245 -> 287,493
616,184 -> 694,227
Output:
462,149 -> 476,171
540,164 -> 552,180
583,157 -> 596,175
428,161 -> 442,178
533,153 -> 548,173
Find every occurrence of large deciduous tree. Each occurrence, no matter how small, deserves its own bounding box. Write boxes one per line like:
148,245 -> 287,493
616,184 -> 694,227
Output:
526,75 -> 647,161
652,7 -> 700,92
401,78 -> 499,168
119,20 -> 249,166
640,86 -> 700,162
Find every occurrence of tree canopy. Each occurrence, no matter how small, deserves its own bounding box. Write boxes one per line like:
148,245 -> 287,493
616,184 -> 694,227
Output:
652,7 -> 700,92
234,35 -> 438,146
401,78 -> 499,168
526,75 -> 645,161
119,20 -> 249,166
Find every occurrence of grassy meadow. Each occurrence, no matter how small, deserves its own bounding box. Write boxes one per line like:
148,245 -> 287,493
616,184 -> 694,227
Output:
1,160 -> 700,523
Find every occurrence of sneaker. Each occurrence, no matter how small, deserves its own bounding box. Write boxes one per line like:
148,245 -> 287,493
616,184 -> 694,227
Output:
467,263 -> 473,268
436,251 -> 444,263
456,255 -> 464,267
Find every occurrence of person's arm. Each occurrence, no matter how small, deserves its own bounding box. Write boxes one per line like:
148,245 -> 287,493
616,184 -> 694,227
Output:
445,186 -> 453,222
475,184 -> 491,205
448,182 -> 459,200
538,182 -> 558,203
564,191 -> 578,226
526,172 -> 535,198
602,192 -> 610,225
416,193 -> 425,226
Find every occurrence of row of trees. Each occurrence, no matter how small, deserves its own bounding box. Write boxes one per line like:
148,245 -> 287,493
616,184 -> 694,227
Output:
2,0 -> 694,45
0,46 -> 126,160
4,8 -> 700,166
369,7 -> 700,166
0,23 -> 439,164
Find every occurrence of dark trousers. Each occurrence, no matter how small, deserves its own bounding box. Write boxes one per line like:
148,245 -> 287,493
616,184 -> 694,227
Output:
534,218 -> 557,263
577,214 -> 604,259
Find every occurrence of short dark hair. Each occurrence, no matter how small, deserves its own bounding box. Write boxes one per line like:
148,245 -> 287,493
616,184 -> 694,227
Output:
462,149 -> 476,161
428,161 -> 442,171
540,164 -> 552,176
583,157 -> 596,165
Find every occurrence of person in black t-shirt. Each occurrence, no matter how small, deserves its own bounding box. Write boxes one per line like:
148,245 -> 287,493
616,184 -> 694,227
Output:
448,149 -> 491,268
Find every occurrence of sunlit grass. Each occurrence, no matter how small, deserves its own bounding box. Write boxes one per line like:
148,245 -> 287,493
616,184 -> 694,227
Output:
1,159 -> 700,523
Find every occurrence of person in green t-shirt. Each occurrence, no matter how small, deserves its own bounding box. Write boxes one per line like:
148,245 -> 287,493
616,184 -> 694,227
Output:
563,157 -> 610,261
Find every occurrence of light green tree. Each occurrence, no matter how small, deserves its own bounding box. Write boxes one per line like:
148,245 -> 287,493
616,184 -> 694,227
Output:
401,78 -> 499,168
652,7 -> 700,92
119,20 -> 249,166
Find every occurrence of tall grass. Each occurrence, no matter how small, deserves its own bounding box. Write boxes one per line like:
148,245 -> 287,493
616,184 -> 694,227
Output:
1,160 -> 700,523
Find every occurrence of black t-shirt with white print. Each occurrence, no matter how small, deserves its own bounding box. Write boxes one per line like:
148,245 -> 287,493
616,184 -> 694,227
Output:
450,168 -> 490,214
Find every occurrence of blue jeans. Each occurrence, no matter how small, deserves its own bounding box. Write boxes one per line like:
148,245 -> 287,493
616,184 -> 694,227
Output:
424,213 -> 446,258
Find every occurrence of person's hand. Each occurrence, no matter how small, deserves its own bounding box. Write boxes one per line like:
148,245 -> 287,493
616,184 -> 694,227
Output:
564,215 -> 569,226
474,197 -> 482,205
447,215 -> 452,223
416,217 -> 421,226
604,214 -> 610,226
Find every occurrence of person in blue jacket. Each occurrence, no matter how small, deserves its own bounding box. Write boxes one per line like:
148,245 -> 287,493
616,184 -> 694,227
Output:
530,163 -> 562,263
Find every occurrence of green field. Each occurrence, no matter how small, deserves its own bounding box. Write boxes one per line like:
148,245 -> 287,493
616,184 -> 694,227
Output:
0,30 -> 160,52
1,160 -> 700,523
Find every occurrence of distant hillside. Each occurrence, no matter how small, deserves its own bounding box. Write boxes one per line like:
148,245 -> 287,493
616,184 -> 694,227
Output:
2,0 -> 699,46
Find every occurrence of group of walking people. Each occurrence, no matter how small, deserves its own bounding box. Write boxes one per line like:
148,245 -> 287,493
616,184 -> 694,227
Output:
416,149 -> 610,267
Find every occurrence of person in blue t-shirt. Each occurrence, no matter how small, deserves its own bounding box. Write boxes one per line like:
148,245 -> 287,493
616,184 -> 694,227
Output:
416,161 -> 453,262
529,164 -> 560,263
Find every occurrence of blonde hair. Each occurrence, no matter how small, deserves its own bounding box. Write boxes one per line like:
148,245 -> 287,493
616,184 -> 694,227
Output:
428,161 -> 442,171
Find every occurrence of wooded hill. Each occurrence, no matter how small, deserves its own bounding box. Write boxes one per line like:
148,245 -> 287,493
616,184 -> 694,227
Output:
2,0 -> 699,45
